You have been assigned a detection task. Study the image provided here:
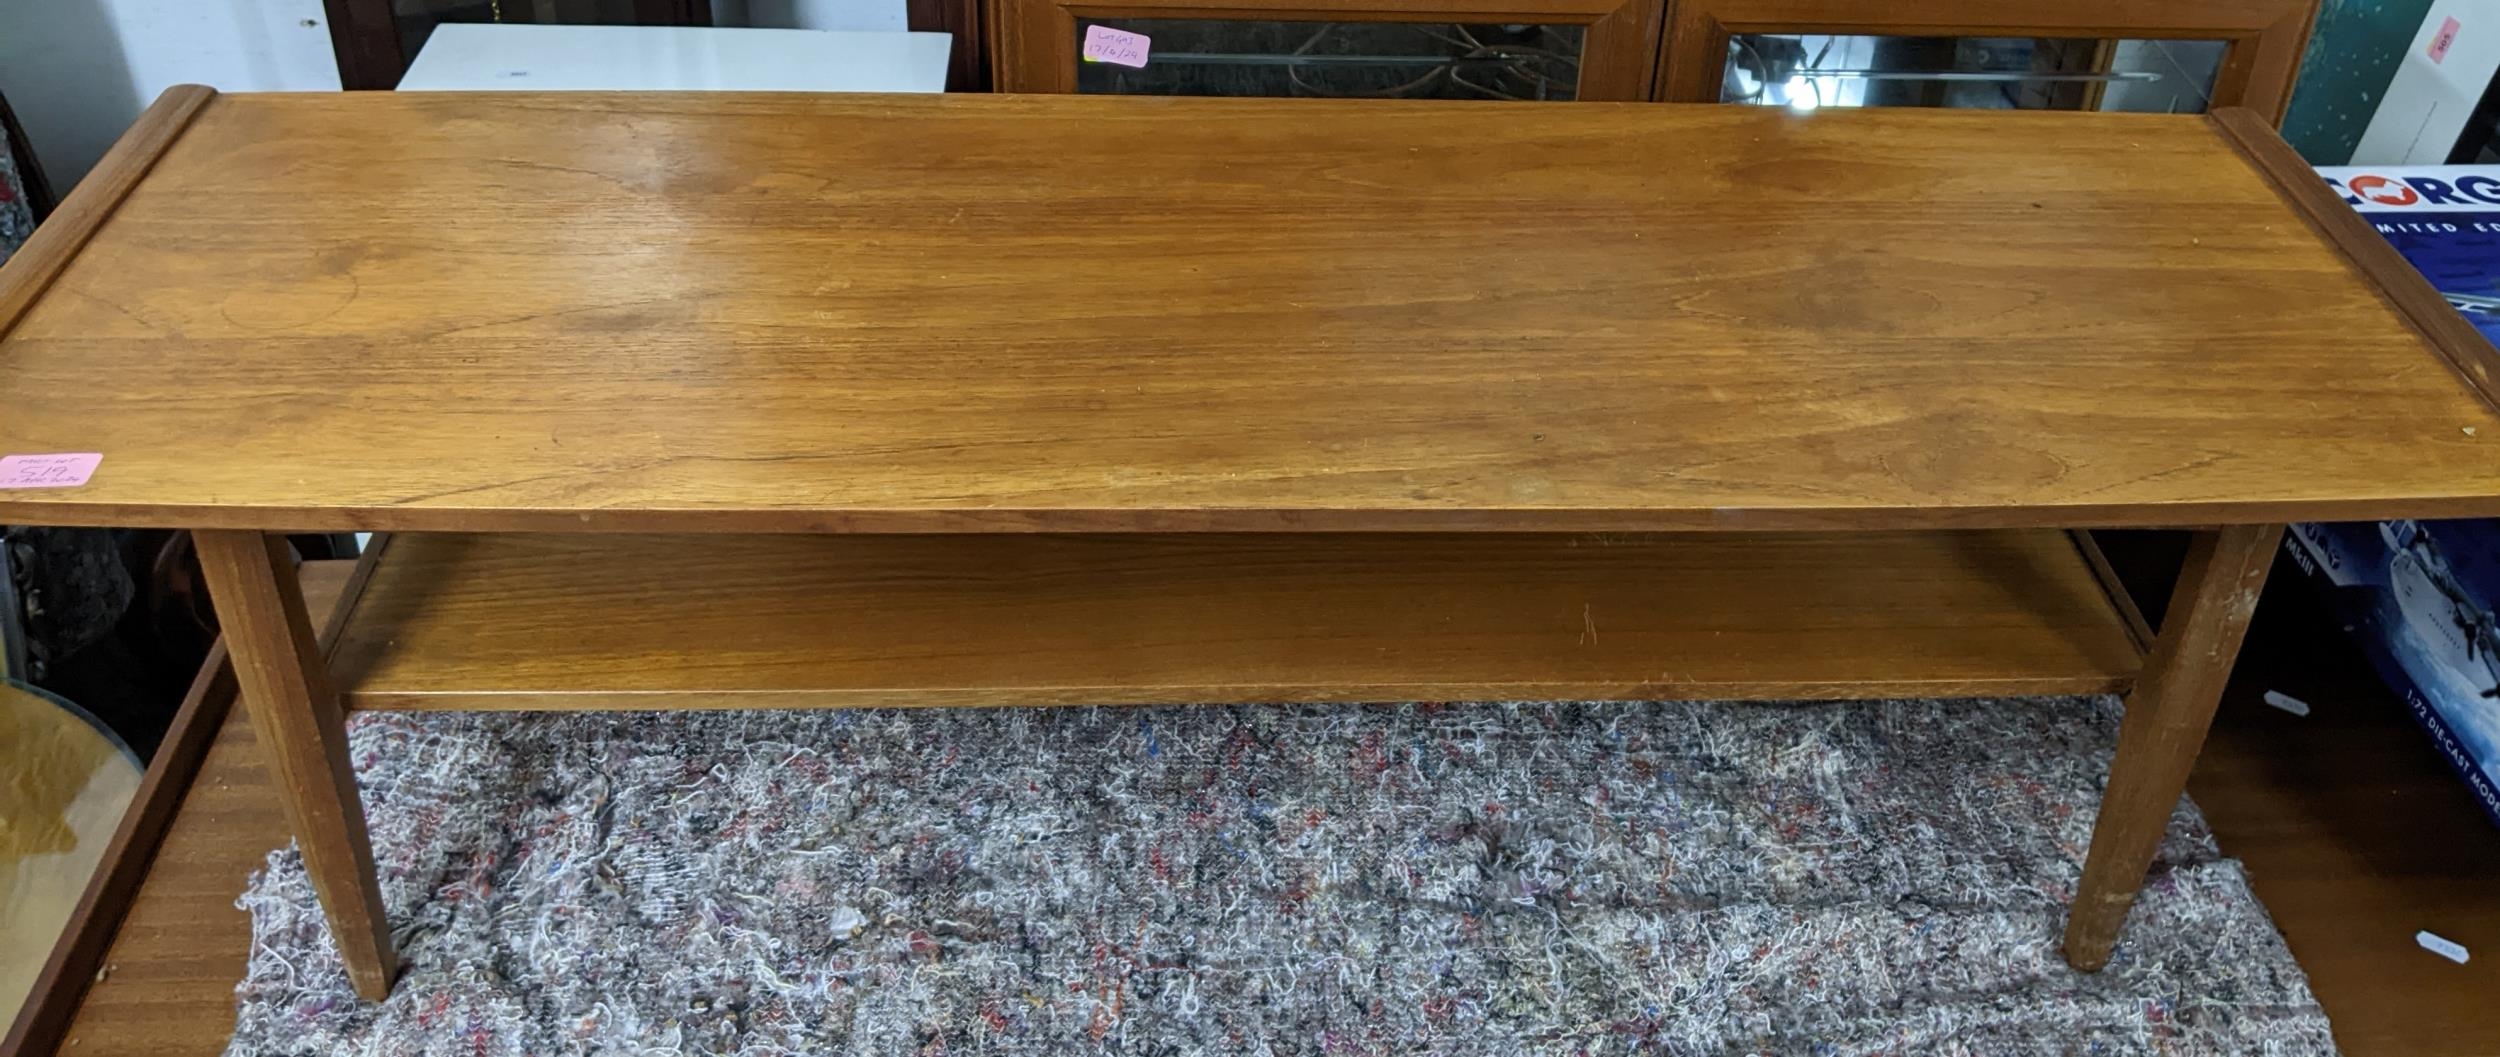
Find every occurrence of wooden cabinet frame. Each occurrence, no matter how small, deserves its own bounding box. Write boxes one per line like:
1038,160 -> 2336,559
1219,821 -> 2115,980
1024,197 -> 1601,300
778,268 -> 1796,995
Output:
989,0 -> 1668,99
916,0 -> 995,90
322,0 -> 718,90
1655,0 -> 2321,121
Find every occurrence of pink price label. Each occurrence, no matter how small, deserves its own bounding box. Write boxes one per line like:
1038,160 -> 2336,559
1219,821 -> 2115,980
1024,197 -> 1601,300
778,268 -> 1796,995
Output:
1083,25 -> 1151,68
2430,16 -> 2462,63
0,452 -> 102,489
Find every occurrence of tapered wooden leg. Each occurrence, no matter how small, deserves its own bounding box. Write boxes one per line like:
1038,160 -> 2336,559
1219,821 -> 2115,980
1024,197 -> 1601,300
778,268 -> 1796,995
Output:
2063,523 -> 2284,971
194,530 -> 398,999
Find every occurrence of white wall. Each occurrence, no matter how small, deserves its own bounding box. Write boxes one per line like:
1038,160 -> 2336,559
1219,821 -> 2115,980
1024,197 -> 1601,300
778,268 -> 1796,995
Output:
0,0 -> 339,191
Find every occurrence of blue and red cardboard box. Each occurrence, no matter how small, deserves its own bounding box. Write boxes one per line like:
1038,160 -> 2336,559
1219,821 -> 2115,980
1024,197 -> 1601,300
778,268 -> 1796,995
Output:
2288,166 -> 2500,829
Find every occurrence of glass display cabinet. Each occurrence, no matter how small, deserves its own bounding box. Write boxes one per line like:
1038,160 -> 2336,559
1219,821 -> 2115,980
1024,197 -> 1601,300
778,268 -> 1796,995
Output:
991,0 -> 1666,99
993,0 -> 2316,118
1656,0 -> 2319,120
1070,20 -> 1590,99
1715,34 -> 2228,113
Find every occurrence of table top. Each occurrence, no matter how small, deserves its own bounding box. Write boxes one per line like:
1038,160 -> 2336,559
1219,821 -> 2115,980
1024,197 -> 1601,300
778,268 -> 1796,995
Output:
0,90 -> 2493,534
397,24 -> 950,94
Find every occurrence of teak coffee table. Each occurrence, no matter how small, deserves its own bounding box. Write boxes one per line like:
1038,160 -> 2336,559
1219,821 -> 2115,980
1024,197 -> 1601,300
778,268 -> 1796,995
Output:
2,88 -> 2495,1002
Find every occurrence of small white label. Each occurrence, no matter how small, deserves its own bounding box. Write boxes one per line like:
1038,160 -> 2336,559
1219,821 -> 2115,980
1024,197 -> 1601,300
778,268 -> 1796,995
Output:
2261,690 -> 2312,717
2417,930 -> 2470,964
829,906 -> 866,938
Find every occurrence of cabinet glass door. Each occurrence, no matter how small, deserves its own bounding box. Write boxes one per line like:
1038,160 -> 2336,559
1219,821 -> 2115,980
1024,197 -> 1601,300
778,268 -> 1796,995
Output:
1720,35 -> 2227,114
1075,19 -> 1589,100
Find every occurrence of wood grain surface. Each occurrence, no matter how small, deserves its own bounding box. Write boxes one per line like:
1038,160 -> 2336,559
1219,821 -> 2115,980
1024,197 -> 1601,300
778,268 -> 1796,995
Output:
42,711 -> 291,1057
191,534 -> 395,999
0,92 -> 2491,534
2063,523 -> 2282,969
0,86 -> 211,345
326,530 -> 2145,709
2211,106 -> 2500,411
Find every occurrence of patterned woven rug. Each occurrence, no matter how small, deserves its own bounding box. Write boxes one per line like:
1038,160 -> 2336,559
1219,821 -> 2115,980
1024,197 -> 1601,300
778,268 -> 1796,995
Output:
225,698 -> 2336,1056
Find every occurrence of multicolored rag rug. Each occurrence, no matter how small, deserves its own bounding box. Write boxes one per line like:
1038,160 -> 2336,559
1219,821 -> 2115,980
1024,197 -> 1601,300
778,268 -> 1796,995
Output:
225,698 -> 2336,1056
0,121 -> 36,265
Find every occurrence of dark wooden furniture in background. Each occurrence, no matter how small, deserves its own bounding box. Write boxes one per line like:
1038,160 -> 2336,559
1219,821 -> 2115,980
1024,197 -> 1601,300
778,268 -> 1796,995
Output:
987,0 -> 2318,112
921,0 -> 989,91
320,0 -> 716,90
989,0 -> 1664,98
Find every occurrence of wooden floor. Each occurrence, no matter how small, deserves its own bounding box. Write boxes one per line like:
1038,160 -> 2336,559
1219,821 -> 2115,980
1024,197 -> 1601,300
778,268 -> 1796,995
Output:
51,692 -> 287,1055
2189,578 -> 2500,1055
30,560 -> 2500,1056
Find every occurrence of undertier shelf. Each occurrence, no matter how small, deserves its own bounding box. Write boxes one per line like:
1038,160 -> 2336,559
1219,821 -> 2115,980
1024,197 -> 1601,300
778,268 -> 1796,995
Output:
326,531 -> 2146,711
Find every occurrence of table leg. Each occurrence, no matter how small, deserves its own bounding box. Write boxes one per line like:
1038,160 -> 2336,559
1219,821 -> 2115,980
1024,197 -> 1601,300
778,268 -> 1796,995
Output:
194,529 -> 398,999
2062,522 -> 2283,971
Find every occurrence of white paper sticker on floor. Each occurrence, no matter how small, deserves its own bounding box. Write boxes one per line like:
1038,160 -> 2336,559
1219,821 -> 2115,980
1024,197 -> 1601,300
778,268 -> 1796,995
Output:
2417,930 -> 2470,964
2261,690 -> 2311,717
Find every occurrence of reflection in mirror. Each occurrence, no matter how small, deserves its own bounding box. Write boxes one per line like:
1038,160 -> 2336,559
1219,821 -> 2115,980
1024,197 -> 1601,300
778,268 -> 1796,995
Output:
1722,35 -> 2225,114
